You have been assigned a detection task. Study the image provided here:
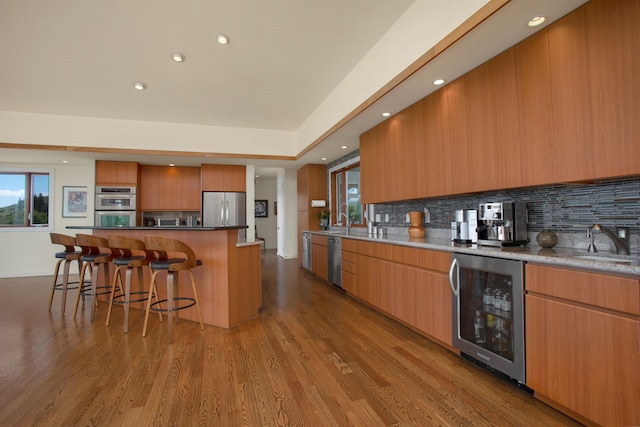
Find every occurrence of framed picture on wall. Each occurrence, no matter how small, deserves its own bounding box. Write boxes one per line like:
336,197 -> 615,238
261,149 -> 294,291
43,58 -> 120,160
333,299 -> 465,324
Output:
255,200 -> 268,218
62,186 -> 87,217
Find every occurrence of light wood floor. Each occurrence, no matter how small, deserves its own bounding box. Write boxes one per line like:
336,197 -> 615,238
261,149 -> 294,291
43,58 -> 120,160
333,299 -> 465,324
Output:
0,250 -> 581,426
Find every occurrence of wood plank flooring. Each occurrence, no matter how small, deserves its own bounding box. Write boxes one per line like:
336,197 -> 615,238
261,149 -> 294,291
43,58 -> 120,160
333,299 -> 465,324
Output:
0,251 -> 581,426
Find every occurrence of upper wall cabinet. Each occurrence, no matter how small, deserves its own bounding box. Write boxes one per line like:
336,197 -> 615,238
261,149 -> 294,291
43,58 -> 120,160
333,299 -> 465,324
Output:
201,164 -> 246,192
360,0 -> 640,204
139,165 -> 201,211
95,161 -> 139,187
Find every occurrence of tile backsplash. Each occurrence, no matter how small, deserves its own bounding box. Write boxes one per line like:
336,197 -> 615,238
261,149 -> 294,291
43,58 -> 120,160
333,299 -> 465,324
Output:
372,179 -> 640,234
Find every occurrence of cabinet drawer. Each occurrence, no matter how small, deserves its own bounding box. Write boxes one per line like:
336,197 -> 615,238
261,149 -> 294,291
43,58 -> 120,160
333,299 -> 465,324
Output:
526,264 -> 640,315
342,250 -> 355,263
311,234 -> 328,246
342,238 -> 355,252
342,260 -> 355,274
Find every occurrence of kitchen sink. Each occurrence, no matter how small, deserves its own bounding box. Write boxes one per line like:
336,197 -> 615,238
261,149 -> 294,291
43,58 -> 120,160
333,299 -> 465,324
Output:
570,255 -> 635,264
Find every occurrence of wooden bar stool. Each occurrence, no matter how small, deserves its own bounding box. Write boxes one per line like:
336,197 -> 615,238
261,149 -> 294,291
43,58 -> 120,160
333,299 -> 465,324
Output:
106,235 -> 162,333
48,233 -> 84,314
74,234 -> 116,321
142,235 -> 204,344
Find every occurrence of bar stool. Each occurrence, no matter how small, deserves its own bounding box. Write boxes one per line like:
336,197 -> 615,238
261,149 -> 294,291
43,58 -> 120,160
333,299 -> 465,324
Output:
74,234 -> 115,321
106,235 -> 162,333
48,233 -> 84,314
142,235 -> 204,343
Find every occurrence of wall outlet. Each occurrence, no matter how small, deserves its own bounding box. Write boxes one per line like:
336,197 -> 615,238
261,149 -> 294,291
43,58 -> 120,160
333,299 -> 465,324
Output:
424,208 -> 431,224
406,213 -> 410,223
375,213 -> 381,223
384,213 -> 389,222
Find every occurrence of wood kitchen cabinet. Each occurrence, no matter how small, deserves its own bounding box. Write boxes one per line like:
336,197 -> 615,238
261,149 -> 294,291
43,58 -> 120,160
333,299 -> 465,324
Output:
297,164 -> 327,264
310,234 -> 328,281
201,164 -> 246,192
341,238 -> 452,347
139,165 -> 201,211
525,264 -> 640,426
95,160 -> 139,187
360,0 -> 640,204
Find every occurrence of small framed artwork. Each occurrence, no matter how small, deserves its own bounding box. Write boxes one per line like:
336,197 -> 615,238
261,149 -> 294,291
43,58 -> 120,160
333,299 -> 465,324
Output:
255,200 -> 268,218
62,186 -> 88,218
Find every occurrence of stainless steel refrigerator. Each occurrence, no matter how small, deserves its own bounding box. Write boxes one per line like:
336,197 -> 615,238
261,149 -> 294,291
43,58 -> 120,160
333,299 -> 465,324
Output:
202,192 -> 247,235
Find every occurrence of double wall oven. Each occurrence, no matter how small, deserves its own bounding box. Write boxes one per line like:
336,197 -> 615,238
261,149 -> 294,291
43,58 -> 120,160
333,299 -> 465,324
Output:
94,186 -> 136,227
449,252 -> 525,383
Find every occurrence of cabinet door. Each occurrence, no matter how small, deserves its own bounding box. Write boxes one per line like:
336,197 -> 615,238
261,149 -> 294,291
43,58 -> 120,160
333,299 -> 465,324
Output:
311,242 -> 328,281
201,164 -> 246,192
415,269 -> 452,346
96,161 -> 138,186
140,165 -> 200,210
526,295 -> 640,426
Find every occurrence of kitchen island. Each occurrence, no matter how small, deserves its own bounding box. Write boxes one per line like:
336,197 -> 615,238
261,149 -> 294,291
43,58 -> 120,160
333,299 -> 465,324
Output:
68,226 -> 262,329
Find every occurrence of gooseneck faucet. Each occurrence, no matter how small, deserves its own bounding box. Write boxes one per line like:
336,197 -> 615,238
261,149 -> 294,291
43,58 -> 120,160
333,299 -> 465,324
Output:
339,202 -> 350,236
586,224 -> 630,255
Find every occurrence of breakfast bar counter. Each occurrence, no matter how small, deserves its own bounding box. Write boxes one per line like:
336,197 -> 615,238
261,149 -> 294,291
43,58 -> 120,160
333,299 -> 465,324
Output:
68,226 -> 262,329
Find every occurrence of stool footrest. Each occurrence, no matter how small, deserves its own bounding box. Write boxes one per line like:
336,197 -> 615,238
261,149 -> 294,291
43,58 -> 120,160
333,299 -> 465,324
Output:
149,297 -> 196,313
111,291 -> 150,305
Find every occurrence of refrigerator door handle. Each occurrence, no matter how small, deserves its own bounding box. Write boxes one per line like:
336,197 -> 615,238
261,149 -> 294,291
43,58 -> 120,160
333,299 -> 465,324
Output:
220,200 -> 225,226
225,200 -> 229,226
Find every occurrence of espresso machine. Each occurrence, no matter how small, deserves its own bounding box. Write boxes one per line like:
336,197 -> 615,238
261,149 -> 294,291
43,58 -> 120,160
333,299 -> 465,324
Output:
477,202 -> 528,247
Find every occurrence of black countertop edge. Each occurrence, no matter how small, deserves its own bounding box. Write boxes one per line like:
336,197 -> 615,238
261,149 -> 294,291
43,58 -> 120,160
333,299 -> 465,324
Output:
66,225 -> 248,231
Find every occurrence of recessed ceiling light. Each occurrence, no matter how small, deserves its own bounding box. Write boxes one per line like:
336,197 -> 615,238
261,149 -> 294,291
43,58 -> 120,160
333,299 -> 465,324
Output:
133,81 -> 146,90
255,174 -> 260,178
433,79 -> 445,85
62,160 -> 69,164
169,163 -> 175,167
341,145 -> 348,149
382,112 -> 391,117
528,16 -> 546,27
217,33 -> 230,44
321,157 -> 327,161
172,52 -> 185,62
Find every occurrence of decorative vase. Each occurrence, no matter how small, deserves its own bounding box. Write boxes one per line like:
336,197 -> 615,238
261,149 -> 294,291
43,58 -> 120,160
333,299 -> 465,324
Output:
408,211 -> 426,238
536,229 -> 558,248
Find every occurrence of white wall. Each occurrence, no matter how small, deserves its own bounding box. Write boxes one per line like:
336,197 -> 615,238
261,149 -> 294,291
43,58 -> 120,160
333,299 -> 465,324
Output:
254,177 -> 277,249
278,168 -> 298,259
0,159 -> 95,278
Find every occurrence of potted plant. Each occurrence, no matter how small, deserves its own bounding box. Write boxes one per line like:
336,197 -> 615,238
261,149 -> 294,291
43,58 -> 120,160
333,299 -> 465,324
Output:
318,209 -> 330,230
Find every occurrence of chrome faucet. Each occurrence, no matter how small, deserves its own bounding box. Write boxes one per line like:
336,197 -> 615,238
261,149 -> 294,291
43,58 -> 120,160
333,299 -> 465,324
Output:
339,203 -> 350,235
586,224 -> 630,255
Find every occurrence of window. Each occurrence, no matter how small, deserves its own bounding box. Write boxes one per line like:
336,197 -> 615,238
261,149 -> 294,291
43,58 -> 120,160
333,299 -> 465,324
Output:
330,162 -> 364,226
0,172 -> 51,227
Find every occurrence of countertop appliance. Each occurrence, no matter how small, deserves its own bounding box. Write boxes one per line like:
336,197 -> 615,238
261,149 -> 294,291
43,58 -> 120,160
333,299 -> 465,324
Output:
328,236 -> 342,287
95,186 -> 136,227
477,202 -> 528,247
449,252 -> 525,383
202,192 -> 246,236
302,232 -> 312,271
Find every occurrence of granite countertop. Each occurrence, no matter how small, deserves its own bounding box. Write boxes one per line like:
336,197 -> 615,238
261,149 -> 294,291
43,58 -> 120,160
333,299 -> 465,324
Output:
306,229 -> 640,277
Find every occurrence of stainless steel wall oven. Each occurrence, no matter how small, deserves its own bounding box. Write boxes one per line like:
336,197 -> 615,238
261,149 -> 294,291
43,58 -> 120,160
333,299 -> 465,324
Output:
449,252 -> 525,383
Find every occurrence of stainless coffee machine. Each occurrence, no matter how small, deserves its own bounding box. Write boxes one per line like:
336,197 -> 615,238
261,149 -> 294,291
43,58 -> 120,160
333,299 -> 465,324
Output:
477,202 -> 528,247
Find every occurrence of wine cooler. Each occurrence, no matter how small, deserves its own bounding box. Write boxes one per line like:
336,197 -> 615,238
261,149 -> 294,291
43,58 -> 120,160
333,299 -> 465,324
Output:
449,252 -> 525,383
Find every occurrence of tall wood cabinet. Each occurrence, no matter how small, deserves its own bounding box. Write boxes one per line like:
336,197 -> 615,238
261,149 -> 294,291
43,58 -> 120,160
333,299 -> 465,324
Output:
360,0 -> 640,204
525,264 -> 640,426
296,164 -> 327,263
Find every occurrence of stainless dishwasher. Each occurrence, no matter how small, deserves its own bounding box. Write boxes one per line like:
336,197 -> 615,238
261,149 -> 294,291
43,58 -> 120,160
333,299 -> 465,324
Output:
328,236 -> 342,287
302,232 -> 312,271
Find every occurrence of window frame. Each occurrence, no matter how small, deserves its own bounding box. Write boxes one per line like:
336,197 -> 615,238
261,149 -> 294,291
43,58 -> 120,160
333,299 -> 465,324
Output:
0,167 -> 54,231
329,156 -> 364,227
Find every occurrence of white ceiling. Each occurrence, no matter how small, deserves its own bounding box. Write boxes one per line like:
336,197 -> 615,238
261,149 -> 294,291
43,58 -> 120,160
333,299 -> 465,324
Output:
0,0 -> 588,176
